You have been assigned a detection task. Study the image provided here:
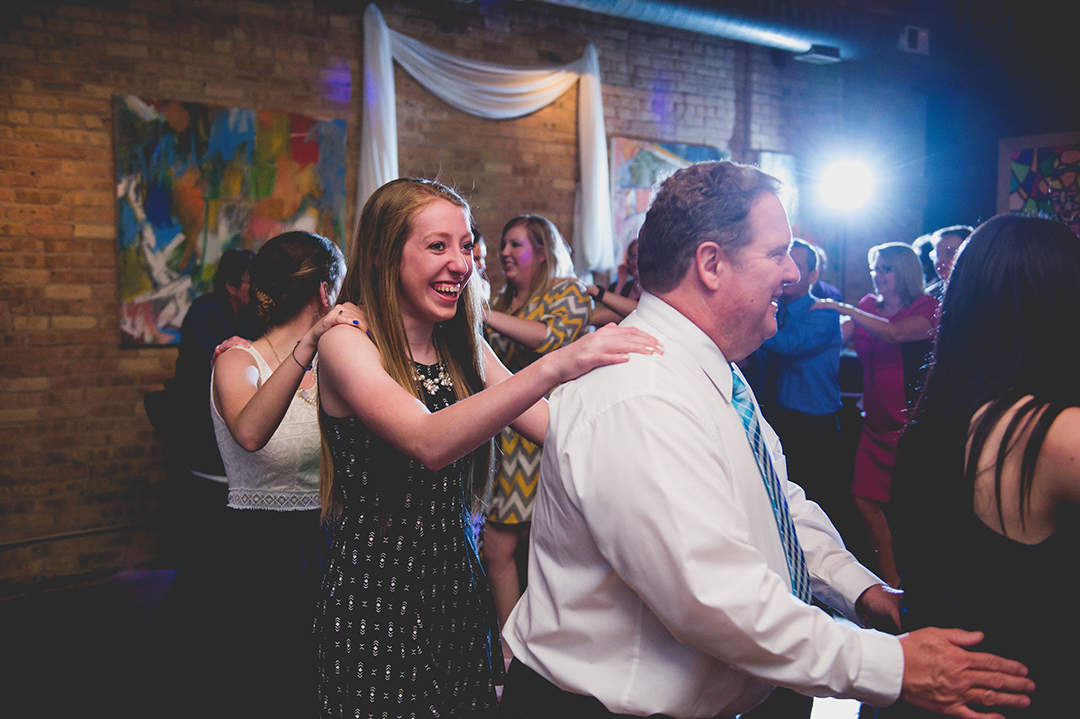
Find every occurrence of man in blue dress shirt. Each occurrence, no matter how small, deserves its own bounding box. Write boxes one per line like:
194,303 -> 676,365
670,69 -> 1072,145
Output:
758,239 -> 845,517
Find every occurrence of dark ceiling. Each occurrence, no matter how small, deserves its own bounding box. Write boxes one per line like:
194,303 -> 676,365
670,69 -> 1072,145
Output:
536,0 -> 1075,228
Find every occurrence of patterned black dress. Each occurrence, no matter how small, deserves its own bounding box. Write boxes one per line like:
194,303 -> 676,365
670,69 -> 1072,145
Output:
315,362 -> 501,718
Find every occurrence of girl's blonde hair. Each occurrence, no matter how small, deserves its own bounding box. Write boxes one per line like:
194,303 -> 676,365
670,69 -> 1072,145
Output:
491,215 -> 574,313
319,178 -> 492,523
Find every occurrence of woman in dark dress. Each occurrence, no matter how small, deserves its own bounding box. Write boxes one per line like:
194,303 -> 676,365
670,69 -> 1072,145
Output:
313,178 -> 660,718
885,214 -> 1080,718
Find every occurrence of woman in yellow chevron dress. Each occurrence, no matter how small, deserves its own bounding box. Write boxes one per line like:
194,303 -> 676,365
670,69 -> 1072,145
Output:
483,214 -> 591,652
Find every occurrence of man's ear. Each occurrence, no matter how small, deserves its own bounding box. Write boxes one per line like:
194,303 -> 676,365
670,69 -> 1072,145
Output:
694,241 -> 725,291
809,268 -> 820,286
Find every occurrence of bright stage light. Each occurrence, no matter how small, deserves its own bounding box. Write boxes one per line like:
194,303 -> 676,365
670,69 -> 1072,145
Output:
820,160 -> 874,210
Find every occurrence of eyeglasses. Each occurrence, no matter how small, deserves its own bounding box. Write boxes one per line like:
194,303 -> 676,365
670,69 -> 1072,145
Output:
871,265 -> 894,275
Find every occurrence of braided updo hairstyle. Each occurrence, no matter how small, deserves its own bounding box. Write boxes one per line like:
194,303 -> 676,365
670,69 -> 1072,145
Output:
247,231 -> 345,327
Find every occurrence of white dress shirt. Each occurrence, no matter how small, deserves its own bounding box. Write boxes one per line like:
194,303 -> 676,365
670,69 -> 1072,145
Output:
506,292 -> 903,718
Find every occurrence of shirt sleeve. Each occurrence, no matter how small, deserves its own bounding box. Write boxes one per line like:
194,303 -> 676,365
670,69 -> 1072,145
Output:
533,280 -> 591,354
760,308 -> 841,358
750,420 -> 886,618
562,390 -> 902,705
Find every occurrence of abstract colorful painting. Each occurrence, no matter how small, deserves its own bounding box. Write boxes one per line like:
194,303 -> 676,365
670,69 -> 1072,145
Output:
998,131 -> 1080,236
609,137 -> 727,263
114,95 -> 347,346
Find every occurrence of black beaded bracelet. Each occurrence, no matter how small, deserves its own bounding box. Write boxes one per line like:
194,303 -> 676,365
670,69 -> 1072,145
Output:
291,340 -> 312,371
594,285 -> 606,303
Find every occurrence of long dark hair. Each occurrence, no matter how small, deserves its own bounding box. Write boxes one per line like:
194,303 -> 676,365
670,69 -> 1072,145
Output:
911,214 -> 1080,527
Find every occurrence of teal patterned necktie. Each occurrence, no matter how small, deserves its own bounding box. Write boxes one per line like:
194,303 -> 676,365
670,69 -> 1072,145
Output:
730,367 -> 813,603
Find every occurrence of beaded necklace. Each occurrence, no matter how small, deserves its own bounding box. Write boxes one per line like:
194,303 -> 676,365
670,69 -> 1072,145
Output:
412,360 -> 453,395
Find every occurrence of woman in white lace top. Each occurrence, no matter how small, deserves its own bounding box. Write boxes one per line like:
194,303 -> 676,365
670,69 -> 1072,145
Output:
209,231 -> 361,717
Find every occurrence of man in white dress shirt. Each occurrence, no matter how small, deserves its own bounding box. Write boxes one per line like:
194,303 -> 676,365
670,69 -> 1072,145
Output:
500,162 -> 1034,719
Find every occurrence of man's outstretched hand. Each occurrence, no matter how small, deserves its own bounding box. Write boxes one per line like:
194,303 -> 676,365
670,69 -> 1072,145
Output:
899,628 -> 1034,719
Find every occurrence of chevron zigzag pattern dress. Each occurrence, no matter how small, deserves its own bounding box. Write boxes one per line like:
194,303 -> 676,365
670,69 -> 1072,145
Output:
315,361 -> 502,718
487,278 -> 591,524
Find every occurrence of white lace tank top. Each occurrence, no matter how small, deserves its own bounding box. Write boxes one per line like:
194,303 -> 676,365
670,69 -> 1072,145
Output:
210,345 -> 321,511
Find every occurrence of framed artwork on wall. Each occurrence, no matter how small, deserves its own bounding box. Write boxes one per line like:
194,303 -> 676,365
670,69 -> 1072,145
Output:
113,95 -> 348,346
609,136 -> 728,265
998,130 -> 1080,236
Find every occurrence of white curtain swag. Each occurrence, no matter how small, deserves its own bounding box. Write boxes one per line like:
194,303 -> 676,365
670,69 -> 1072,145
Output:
359,4 -> 615,272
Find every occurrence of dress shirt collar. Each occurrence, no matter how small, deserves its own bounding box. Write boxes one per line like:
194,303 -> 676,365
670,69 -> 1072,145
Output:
635,291 -> 734,401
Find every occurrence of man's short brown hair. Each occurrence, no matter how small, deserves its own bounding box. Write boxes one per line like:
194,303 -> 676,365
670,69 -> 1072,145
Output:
637,161 -> 782,293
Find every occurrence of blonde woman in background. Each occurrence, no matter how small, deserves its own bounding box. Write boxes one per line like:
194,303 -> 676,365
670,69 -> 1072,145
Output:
813,242 -> 939,587
483,215 -> 592,654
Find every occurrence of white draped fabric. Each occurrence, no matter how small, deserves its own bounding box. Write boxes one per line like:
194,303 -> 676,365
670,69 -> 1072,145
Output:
359,4 -> 615,272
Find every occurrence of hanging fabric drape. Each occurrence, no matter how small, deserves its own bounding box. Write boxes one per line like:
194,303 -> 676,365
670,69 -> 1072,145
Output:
359,4 -> 615,272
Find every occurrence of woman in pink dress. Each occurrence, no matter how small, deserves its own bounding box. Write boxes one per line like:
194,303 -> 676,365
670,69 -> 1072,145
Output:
812,242 -> 938,587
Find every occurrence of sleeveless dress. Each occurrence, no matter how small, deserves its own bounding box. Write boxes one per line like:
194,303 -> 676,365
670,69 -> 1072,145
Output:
888,420 -> 1078,718
315,361 -> 501,718
486,278 -> 590,523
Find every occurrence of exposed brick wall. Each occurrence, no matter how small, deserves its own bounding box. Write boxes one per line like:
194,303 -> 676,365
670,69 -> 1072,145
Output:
0,0 -> 360,591
1,0 -> 927,591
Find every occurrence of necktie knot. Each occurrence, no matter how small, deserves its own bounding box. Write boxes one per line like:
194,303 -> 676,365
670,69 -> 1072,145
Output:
730,370 -> 763,442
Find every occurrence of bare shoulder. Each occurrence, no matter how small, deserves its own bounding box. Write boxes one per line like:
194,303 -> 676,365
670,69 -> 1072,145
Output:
321,321 -> 369,344
211,345 -> 262,412
319,322 -> 375,358
213,344 -> 259,374
481,337 -> 513,387
1041,406 -> 1080,504
317,325 -> 389,417
317,324 -> 383,385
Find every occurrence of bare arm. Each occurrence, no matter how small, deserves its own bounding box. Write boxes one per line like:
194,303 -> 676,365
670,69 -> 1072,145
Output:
840,316 -> 854,345
212,304 -> 364,452
812,298 -> 934,344
481,341 -> 548,445
483,309 -> 549,350
590,305 -> 625,326
587,282 -> 635,319
317,323 -> 662,471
